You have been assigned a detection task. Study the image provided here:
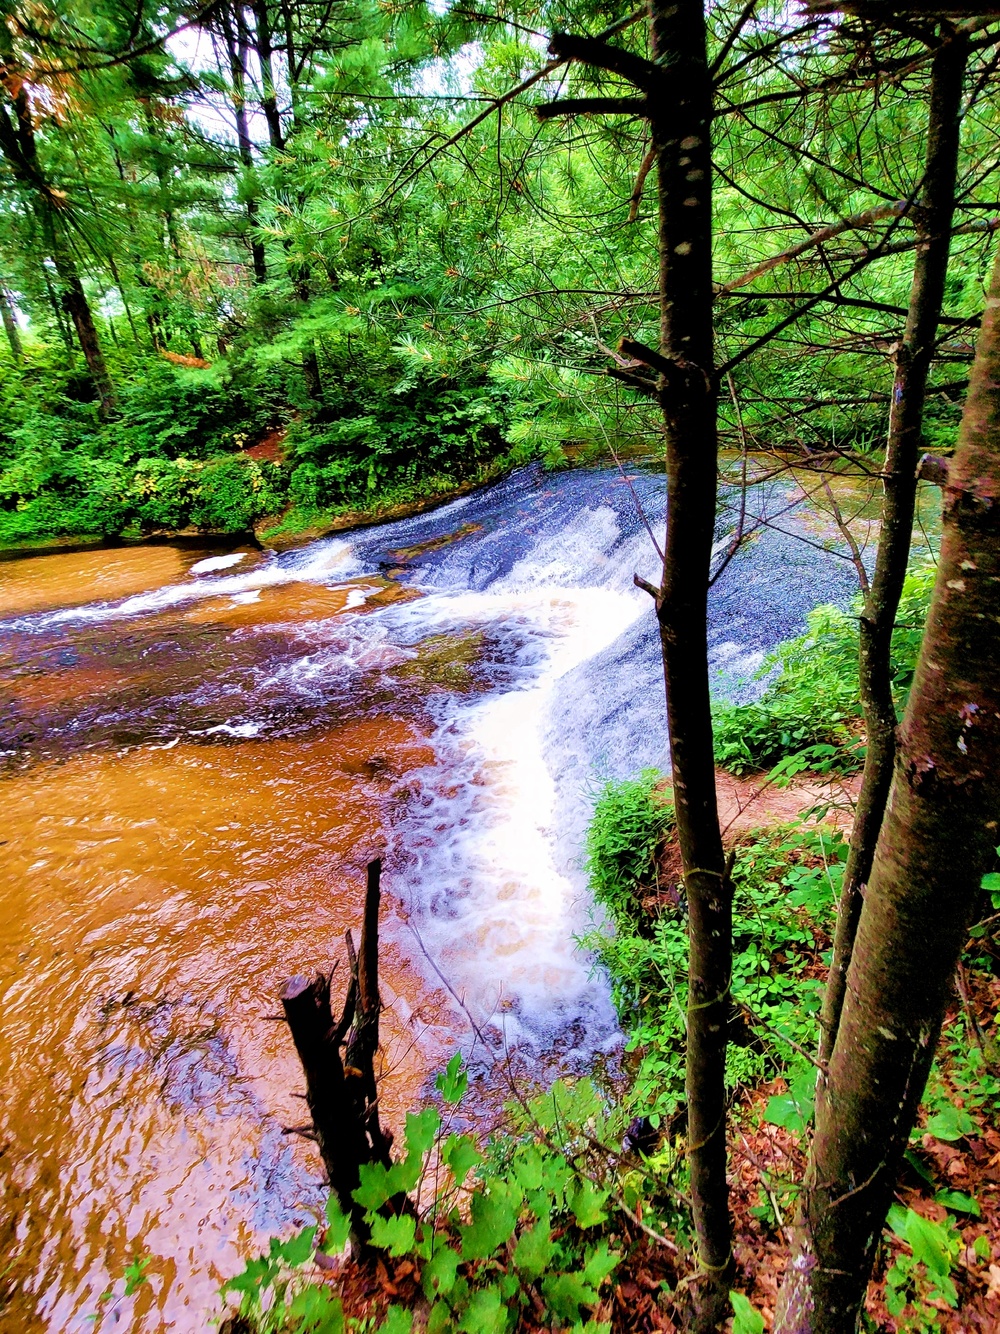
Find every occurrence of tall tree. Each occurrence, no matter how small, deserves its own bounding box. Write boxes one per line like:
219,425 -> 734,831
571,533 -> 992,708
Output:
775,238 -> 1000,1332
0,23 -> 116,414
820,20 -> 971,1064
540,3 -> 731,1324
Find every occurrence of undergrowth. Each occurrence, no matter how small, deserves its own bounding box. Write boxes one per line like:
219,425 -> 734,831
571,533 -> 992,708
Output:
198,776 -> 1000,1334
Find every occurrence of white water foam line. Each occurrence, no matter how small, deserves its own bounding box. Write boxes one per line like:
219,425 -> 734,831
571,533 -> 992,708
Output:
396,584 -> 645,1048
5,539 -> 361,630
188,552 -> 248,575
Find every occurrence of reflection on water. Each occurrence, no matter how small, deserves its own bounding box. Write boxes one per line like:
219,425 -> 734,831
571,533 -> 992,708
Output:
0,465 -> 858,1330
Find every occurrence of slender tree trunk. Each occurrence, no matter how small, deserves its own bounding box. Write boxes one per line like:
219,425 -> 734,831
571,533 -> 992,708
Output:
253,0 -> 285,151
543,7 -> 730,1324
58,263 -> 116,418
222,3 -> 267,284
650,4 -> 732,1324
0,50 -> 115,413
40,209 -> 116,418
820,26 -> 969,1063
1,283 -> 22,361
41,262 -> 73,351
775,241 -> 1000,1333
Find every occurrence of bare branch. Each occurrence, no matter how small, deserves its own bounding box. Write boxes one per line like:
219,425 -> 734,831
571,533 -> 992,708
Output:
536,96 -> 647,119
546,32 -> 662,92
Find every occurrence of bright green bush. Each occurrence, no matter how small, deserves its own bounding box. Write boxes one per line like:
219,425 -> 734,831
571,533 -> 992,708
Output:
582,772 -> 848,1128
584,771 -> 674,926
219,1058 -> 630,1334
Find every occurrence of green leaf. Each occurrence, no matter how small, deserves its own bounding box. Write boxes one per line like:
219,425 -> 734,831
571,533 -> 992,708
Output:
354,1161 -> 395,1212
379,1307 -> 414,1334
370,1213 -> 417,1257
288,1287 -> 345,1333
510,1144 -> 545,1193
427,1300 -> 452,1334
460,1190 -> 518,1261
513,1217 -> 555,1280
730,1291 -> 765,1334
886,1203 -> 910,1241
422,1243 -> 460,1299
904,1212 -> 951,1278
323,1196 -> 352,1254
974,1235 -> 991,1262
934,1188 -> 980,1217
405,1106 -> 441,1158
925,1103 -> 975,1142
458,1285 -> 508,1333
570,1178 -> 609,1229
903,1149 -> 935,1188
224,1254 -> 278,1295
436,1052 -> 469,1105
123,1256 -> 150,1296
763,1069 -> 815,1133
274,1225 -> 317,1268
541,1272 -> 598,1323
442,1133 -> 482,1190
582,1241 -> 619,1288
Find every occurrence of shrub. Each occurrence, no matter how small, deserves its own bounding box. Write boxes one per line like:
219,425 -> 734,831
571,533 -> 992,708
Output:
585,771 -> 674,925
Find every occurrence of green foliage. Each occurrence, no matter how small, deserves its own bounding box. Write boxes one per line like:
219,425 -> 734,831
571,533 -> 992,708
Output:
0,358 -> 289,541
220,1059 -> 626,1334
582,772 -> 848,1128
885,1205 -> 963,1317
730,1290 -> 765,1334
585,772 -> 675,925
712,563 -> 935,775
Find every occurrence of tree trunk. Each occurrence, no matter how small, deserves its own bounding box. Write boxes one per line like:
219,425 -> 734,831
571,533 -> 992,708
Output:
222,3 -> 267,284
253,0 -> 285,151
650,3 -> 732,1324
820,25 -> 969,1064
1,283 -> 22,361
0,50 -> 115,412
541,7 -> 730,1324
37,201 -> 116,416
41,261 -> 74,351
280,859 -> 389,1248
774,240 -> 1000,1333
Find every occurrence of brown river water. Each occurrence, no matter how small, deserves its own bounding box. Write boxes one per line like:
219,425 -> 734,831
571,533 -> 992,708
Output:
0,466 -> 864,1331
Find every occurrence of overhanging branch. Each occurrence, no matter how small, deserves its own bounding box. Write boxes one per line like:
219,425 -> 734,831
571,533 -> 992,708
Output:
546,32 -> 663,92
536,95 -> 648,119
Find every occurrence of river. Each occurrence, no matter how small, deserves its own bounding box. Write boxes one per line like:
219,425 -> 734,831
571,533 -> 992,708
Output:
0,463 -> 858,1331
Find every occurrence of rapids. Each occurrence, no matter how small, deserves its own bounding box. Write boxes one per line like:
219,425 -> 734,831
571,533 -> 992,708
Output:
0,463 -> 855,1331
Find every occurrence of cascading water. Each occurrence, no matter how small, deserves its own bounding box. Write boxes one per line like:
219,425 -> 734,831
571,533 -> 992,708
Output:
0,463 -> 856,1330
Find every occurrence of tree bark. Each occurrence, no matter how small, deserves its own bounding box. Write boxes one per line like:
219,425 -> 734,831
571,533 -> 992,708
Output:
253,0 -> 285,151
1,283 -> 22,361
281,970 -> 373,1245
820,26 -> 969,1064
42,213 -> 116,418
221,2 -> 267,284
0,47 -> 115,413
774,240 -> 1000,1333
649,3 -> 733,1324
544,8 -> 731,1325
280,860 -> 389,1248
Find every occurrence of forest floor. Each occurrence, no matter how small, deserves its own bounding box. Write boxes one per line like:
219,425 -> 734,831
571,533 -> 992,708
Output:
719,786 -> 1000,1333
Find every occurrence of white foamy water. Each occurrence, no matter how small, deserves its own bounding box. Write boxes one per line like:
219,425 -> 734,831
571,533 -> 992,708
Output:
395,586 -> 644,1049
3,467 -> 858,1059
4,538 -> 361,631
188,552 -> 248,574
